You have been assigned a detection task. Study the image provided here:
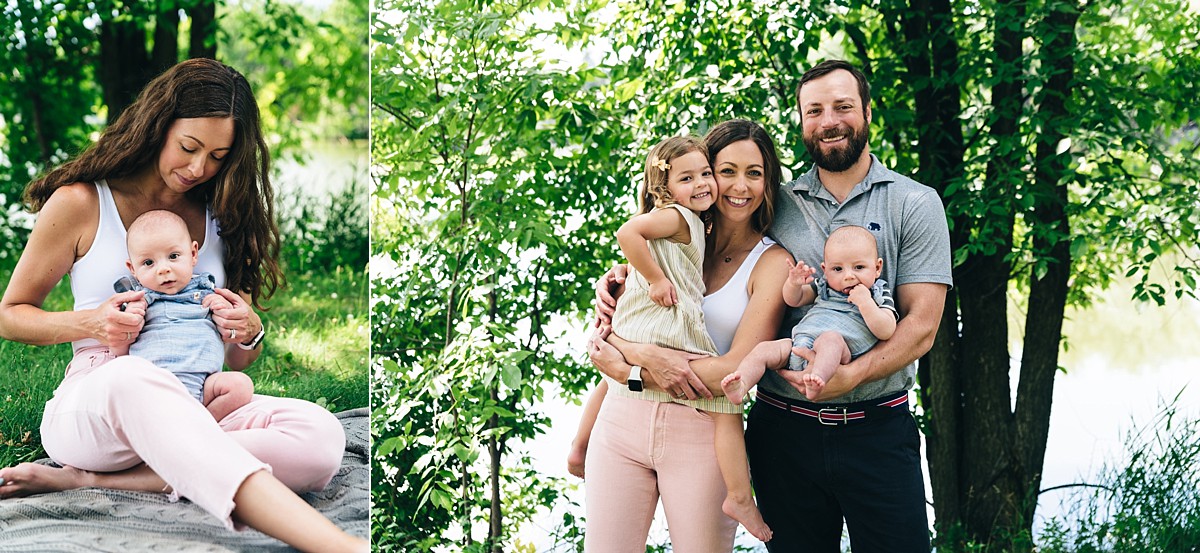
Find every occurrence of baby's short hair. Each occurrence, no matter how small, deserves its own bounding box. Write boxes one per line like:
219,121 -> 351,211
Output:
127,210 -> 189,248
826,225 -> 878,256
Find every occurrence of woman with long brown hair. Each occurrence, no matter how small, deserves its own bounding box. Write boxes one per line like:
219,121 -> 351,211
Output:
0,58 -> 365,552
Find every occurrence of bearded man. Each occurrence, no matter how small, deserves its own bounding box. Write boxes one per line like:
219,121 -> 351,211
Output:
744,59 -> 953,553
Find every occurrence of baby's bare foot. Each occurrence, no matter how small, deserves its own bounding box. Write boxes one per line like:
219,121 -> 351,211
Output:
567,442 -> 587,479
722,494 -> 773,542
802,372 -> 827,401
721,373 -> 748,405
0,463 -> 95,498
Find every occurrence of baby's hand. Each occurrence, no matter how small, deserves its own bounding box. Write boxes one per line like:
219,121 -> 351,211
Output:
648,279 -> 678,307
846,284 -> 872,306
787,259 -> 816,287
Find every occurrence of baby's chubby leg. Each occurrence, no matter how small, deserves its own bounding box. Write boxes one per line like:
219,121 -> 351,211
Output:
799,331 -> 852,400
721,338 -> 793,405
203,372 -> 255,422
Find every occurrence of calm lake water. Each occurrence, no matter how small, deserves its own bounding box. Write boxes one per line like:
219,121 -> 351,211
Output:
516,288 -> 1200,551
274,139 -> 367,196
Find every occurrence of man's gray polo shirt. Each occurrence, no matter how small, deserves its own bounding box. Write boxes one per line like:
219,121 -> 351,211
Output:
763,154 -> 953,403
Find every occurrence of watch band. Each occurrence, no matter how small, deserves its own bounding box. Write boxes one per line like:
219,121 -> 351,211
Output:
627,365 -> 644,392
237,323 -> 266,350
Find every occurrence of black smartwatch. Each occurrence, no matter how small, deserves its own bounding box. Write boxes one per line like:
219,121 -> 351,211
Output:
627,365 -> 644,392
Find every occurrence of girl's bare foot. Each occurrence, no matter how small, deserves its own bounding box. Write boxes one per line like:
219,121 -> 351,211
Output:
567,441 -> 587,479
720,372 -> 749,405
722,494 -> 773,542
801,372 -> 827,400
0,463 -> 96,498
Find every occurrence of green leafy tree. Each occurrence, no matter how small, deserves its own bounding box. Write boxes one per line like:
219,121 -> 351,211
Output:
0,0 -> 367,265
369,0 -> 639,549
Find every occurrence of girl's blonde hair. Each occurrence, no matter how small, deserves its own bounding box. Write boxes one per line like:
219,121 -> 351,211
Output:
639,135 -> 707,214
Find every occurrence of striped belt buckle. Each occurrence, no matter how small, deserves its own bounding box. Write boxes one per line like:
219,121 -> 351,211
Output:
816,407 -> 857,425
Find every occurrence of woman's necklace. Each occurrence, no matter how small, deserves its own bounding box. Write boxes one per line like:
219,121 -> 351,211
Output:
718,235 -> 762,263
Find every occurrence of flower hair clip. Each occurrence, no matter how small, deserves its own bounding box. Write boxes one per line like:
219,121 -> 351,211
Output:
651,157 -> 670,172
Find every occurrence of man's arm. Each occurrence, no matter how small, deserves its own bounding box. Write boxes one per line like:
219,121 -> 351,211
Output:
803,282 -> 946,401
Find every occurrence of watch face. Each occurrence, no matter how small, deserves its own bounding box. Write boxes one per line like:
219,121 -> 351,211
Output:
628,379 -> 643,392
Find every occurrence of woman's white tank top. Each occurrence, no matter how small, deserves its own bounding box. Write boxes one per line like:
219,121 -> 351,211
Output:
702,237 -> 776,355
69,180 -> 226,351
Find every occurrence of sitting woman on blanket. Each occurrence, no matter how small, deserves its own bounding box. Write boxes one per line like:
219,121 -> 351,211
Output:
0,58 -> 366,553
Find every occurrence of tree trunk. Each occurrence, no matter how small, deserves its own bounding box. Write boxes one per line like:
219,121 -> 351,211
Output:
189,0 -> 218,59
98,17 -> 150,123
1015,0 -> 1080,528
151,2 -> 181,76
486,283 -> 503,553
98,3 -> 198,122
488,387 -> 503,553
954,0 -> 1028,545
897,0 -> 968,537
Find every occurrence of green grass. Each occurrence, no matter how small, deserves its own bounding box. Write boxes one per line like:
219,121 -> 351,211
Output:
0,265 -> 368,468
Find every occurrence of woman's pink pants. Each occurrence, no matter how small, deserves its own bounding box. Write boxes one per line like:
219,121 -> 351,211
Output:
584,393 -> 737,552
39,347 -> 346,529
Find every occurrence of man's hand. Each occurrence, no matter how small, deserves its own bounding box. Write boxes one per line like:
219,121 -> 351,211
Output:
593,264 -> 627,327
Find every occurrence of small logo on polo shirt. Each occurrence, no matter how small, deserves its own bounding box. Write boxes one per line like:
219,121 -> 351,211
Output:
868,222 -> 881,231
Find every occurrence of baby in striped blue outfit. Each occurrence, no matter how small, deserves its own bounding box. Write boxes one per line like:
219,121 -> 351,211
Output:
724,225 -> 897,402
115,210 -> 254,421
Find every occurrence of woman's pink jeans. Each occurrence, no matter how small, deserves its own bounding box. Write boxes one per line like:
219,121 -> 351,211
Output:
584,392 -> 737,552
39,347 -> 346,529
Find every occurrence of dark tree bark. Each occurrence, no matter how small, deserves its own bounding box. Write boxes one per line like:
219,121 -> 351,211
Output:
98,1 -> 217,123
886,0 -> 1081,546
151,3 -> 181,76
897,0 -> 969,537
956,0 -> 1027,545
189,0 -> 218,59
488,387 -> 503,553
1016,0 -> 1080,528
98,18 -> 150,123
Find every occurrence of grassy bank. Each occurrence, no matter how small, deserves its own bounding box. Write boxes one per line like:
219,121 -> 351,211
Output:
0,265 -> 369,468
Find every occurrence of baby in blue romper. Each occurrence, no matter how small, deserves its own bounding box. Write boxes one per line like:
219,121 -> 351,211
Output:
113,210 -> 254,421
723,225 -> 898,402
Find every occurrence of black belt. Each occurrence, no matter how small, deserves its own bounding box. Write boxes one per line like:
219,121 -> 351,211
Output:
755,389 -> 909,425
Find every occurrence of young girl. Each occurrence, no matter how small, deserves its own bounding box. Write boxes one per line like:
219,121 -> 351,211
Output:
569,135 -> 772,542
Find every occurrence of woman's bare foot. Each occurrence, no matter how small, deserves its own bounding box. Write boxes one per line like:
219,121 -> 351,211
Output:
722,493 -> 772,542
801,372 -> 827,400
567,441 -> 587,479
0,463 -> 96,498
720,372 -> 749,405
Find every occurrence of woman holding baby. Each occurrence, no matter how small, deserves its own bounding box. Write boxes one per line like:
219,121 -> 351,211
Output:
0,59 -> 365,552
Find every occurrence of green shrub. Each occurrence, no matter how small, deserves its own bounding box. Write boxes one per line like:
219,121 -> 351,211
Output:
1038,399 -> 1200,553
277,176 -> 369,274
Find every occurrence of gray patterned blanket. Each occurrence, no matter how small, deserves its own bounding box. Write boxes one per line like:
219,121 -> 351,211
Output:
0,408 -> 369,552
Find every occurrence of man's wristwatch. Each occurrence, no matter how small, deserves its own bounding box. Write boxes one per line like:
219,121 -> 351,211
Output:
627,365 -> 644,392
237,323 -> 266,350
